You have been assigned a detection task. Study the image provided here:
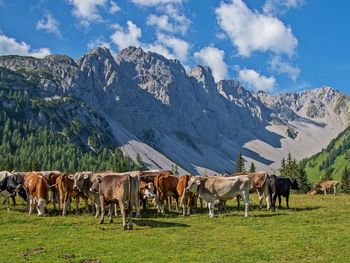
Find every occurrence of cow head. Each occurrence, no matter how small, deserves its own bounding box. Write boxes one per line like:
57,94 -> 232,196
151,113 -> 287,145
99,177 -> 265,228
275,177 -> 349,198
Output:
290,178 -> 299,190
90,176 -> 101,193
69,172 -> 89,191
143,182 -> 155,199
186,177 -> 201,193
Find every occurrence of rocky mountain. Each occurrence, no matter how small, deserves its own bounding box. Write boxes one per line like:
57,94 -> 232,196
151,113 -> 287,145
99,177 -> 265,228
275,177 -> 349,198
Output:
0,46 -> 349,174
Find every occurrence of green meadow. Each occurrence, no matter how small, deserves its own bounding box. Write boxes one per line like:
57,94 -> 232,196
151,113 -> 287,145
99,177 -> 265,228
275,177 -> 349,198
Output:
1,194 -> 349,263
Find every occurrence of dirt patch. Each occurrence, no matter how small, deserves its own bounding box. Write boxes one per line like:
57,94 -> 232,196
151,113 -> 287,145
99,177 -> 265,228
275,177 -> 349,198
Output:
22,247 -> 46,257
61,253 -> 75,260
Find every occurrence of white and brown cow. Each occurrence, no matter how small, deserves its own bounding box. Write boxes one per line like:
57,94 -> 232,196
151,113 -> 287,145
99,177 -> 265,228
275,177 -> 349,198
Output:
24,172 -> 49,216
315,180 -> 339,195
186,175 -> 251,218
89,173 -> 139,230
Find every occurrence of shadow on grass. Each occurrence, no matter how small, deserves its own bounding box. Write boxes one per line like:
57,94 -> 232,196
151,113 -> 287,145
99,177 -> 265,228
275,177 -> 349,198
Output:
134,218 -> 189,228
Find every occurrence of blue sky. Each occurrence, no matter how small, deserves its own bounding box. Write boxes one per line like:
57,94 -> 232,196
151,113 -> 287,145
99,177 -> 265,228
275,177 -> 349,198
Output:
0,0 -> 349,95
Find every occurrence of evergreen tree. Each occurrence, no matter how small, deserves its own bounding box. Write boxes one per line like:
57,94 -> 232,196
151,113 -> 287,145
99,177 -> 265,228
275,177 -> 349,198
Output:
234,152 -> 246,173
340,166 -> 350,193
322,167 -> 333,181
249,162 -> 256,173
172,164 -> 179,175
296,163 -> 311,193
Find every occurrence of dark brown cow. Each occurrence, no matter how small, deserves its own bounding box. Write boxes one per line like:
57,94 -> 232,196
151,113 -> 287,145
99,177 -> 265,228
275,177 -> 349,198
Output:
177,174 -> 195,215
24,172 -> 49,216
315,180 -> 339,195
154,173 -> 179,213
234,171 -> 271,209
90,173 -> 139,230
41,171 -> 62,210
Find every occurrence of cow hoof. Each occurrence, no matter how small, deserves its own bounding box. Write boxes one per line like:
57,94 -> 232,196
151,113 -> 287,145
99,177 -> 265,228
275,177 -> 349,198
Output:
109,220 -> 113,224
99,220 -> 104,224
127,224 -> 133,230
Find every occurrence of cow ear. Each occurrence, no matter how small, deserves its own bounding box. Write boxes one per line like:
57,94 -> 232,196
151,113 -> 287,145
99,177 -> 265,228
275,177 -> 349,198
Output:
83,174 -> 89,179
96,176 -> 102,183
196,180 -> 201,185
68,174 -> 74,180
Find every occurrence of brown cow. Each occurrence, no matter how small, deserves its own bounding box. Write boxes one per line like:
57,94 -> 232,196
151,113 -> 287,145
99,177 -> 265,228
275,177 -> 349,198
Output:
56,173 -> 75,216
234,171 -> 271,209
154,173 -> 179,213
177,174 -> 195,215
41,171 -> 62,210
315,180 -> 339,195
90,173 -> 139,230
24,172 -> 49,216
307,187 -> 324,195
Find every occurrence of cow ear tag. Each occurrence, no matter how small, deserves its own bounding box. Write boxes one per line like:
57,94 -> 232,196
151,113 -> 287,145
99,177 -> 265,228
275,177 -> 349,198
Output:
68,174 -> 74,180
83,174 -> 89,179
196,180 -> 201,185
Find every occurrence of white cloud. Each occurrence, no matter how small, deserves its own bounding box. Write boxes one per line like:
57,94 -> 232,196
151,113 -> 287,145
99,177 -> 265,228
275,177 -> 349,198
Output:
131,0 -> 183,6
239,69 -> 276,91
68,0 -> 108,25
162,3 -> 190,34
109,1 -> 120,14
194,46 -> 228,82
263,0 -> 305,16
87,38 -> 111,50
111,21 -> 142,50
216,0 -> 298,57
147,14 -> 174,33
0,34 -> 51,58
36,14 -> 61,37
270,56 -> 300,81
157,33 -> 189,61
143,43 -> 175,59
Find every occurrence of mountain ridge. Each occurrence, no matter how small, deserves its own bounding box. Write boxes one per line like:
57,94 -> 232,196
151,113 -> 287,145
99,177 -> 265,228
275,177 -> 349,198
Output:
0,46 -> 349,174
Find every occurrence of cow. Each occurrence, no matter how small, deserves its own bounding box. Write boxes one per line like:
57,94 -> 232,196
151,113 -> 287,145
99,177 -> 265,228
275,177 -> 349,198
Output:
89,173 -> 139,230
139,180 -> 155,212
41,171 -> 62,210
234,171 -> 271,209
307,187 -> 324,195
0,172 -> 27,210
186,175 -> 251,218
24,172 -> 49,216
154,173 -> 179,213
267,175 -> 299,212
315,180 -> 339,195
56,173 -> 75,216
177,174 -> 195,216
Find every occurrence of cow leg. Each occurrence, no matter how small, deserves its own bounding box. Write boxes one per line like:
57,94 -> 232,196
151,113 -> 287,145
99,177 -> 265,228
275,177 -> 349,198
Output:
272,192 -> 278,212
75,195 -> 80,215
119,200 -> 127,230
37,198 -> 46,216
11,195 -> 16,206
243,191 -> 249,217
278,195 -> 282,210
208,196 -> 215,218
63,193 -> 69,216
5,195 -> 10,211
108,204 -> 113,224
323,188 -> 327,196
334,187 -> 336,196
286,194 -> 290,209
99,196 -> 105,224
167,195 -> 171,211
257,189 -> 264,209
237,195 -> 241,211
28,195 -> 34,215
264,184 -> 271,210
84,198 -> 89,213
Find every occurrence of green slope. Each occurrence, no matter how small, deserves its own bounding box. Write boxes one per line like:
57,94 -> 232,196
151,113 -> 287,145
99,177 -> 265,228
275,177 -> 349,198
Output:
304,126 -> 350,183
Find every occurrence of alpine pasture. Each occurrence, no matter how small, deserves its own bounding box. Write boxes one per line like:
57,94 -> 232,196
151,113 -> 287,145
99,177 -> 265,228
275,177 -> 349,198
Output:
1,194 -> 349,263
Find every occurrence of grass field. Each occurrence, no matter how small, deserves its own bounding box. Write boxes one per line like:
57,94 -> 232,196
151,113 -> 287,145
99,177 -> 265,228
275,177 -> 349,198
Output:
1,194 -> 350,263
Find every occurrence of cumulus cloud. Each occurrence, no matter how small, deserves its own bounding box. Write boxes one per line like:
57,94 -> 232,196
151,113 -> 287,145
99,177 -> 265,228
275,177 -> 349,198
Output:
238,69 -> 276,91
157,33 -> 189,61
0,34 -> 51,58
194,46 -> 228,82
263,0 -> 305,16
87,38 -> 111,50
269,56 -> 300,81
215,0 -> 298,57
147,14 -> 174,33
109,1 -> 120,14
68,0 -> 108,26
161,3 -> 190,34
131,0 -> 183,6
36,14 -> 61,37
111,21 -> 142,50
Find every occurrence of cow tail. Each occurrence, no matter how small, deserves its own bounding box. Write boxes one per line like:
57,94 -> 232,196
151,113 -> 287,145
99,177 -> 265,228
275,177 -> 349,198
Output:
180,176 -> 188,207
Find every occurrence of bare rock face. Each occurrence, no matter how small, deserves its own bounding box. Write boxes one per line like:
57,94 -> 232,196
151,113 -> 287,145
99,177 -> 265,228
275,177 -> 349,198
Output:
0,47 -> 349,174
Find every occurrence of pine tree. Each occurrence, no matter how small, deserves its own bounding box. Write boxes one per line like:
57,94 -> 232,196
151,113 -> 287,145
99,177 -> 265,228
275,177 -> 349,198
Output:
235,152 -> 246,173
340,166 -> 350,193
296,163 -> 311,193
172,164 -> 179,175
249,162 -> 256,173
322,167 -> 333,181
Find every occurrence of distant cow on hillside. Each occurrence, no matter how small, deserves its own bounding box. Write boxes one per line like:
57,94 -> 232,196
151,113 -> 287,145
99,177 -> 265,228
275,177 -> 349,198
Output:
315,180 -> 339,195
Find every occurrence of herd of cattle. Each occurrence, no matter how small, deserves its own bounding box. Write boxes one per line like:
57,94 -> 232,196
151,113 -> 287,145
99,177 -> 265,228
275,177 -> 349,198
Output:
0,170 -> 339,230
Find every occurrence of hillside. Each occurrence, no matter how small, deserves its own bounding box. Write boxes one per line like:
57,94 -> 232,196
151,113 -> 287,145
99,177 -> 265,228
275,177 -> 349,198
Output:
0,47 -> 349,174
304,126 -> 350,183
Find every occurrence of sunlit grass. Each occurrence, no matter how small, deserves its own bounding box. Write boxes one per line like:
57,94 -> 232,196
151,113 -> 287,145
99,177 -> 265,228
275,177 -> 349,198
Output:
0,194 -> 349,262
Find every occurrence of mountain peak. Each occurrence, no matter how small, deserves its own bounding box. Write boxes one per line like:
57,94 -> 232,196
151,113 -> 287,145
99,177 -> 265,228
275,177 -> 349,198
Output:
190,65 -> 215,87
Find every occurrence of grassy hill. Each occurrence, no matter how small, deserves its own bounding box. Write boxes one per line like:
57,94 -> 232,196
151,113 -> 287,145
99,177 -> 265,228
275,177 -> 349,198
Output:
304,126 -> 350,184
